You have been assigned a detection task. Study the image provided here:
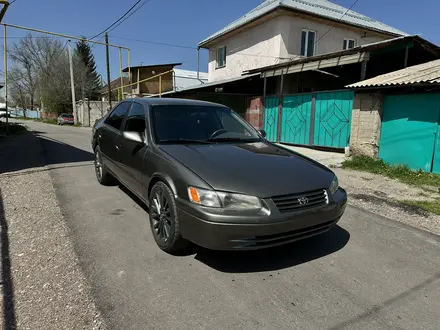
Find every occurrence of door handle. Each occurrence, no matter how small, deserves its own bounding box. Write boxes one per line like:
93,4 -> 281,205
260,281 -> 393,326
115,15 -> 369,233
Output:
115,145 -> 120,150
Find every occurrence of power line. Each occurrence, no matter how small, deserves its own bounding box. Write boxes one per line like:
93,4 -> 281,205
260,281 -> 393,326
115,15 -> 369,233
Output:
314,0 -> 360,46
110,35 -> 197,50
9,0 -> 18,4
90,0 -> 144,40
106,0 -> 153,34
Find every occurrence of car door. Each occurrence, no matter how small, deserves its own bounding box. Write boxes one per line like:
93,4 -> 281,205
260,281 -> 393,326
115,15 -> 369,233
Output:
117,102 -> 148,198
99,101 -> 132,177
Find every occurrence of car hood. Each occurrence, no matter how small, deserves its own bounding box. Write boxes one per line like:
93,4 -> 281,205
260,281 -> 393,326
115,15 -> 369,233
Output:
159,141 -> 335,198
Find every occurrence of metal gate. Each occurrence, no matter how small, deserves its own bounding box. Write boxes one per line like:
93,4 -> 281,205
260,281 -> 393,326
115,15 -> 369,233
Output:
379,93 -> 440,174
263,96 -> 279,142
264,90 -> 353,149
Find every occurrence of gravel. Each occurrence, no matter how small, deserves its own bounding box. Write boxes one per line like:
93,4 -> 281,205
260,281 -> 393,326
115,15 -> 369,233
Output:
334,168 -> 440,236
0,132 -> 106,330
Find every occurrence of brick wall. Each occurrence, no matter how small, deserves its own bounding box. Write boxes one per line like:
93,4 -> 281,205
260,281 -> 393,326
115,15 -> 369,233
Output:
349,92 -> 384,157
245,96 -> 264,130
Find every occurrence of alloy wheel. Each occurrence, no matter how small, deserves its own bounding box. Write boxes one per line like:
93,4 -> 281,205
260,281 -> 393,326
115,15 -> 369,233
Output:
95,150 -> 103,181
150,189 -> 172,241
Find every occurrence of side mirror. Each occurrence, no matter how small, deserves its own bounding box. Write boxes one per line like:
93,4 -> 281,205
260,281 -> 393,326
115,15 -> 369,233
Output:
123,131 -> 144,144
258,129 -> 267,138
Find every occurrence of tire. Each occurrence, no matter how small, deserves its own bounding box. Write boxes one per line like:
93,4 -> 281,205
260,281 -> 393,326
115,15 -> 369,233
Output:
149,182 -> 189,254
94,146 -> 116,186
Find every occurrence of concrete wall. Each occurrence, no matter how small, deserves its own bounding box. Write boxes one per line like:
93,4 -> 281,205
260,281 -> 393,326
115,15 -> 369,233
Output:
208,17 -> 284,82
350,92 -> 384,157
77,100 -> 110,127
207,13 -> 390,82
278,15 -> 387,59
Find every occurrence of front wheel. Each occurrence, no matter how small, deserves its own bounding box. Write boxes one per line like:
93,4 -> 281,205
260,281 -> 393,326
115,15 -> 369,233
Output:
149,182 -> 189,254
94,146 -> 116,186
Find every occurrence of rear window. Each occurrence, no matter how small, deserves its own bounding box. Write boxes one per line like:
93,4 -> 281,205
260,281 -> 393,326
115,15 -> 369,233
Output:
61,114 -> 73,118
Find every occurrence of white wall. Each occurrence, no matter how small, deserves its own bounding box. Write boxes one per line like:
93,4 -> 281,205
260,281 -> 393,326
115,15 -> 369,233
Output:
206,14 -> 391,82
278,15 -> 388,59
208,17 -> 284,82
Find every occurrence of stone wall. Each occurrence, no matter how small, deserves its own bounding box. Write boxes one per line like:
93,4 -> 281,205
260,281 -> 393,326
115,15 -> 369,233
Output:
77,100 -> 111,127
349,92 -> 384,157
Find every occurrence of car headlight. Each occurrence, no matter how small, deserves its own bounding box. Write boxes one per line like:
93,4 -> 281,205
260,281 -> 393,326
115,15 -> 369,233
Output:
188,186 -> 263,210
329,176 -> 339,195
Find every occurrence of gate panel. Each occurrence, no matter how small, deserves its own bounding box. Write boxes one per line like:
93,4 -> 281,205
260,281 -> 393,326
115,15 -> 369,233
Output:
280,94 -> 313,145
264,96 -> 279,142
313,91 -> 353,148
379,94 -> 440,172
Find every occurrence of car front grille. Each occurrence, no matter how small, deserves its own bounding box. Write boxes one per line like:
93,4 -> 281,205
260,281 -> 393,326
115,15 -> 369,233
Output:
271,189 -> 328,213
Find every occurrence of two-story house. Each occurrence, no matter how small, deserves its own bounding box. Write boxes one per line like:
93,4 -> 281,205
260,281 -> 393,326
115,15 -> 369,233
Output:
198,0 -> 406,82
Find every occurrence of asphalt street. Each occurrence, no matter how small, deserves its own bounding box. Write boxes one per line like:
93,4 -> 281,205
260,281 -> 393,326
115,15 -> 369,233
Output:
18,120 -> 440,330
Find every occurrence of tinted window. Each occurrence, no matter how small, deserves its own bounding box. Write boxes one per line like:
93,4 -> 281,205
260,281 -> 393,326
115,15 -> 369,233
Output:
124,102 -> 146,133
151,105 -> 258,143
106,102 -> 131,130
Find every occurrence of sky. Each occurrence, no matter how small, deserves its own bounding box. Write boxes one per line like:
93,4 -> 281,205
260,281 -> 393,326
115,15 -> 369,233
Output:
2,0 -> 438,80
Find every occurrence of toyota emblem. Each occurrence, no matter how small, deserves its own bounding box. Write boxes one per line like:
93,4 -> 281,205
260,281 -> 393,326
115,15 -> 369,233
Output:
298,197 -> 309,205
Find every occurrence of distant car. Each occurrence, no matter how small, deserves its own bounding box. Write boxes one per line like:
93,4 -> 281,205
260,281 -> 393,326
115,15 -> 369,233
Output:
57,113 -> 74,125
92,98 -> 347,253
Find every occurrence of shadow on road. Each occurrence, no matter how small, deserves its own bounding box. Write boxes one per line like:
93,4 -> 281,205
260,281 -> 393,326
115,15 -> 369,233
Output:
194,226 -> 350,273
36,135 -> 94,165
0,189 -> 17,330
0,130 -> 93,175
119,184 -> 350,272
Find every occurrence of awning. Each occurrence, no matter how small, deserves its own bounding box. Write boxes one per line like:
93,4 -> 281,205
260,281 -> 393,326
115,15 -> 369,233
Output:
262,52 -> 370,78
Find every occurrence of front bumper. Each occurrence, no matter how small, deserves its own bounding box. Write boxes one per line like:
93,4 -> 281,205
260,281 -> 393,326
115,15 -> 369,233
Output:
177,188 -> 347,250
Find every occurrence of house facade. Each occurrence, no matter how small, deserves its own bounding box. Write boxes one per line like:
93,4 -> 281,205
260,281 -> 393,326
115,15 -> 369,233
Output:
198,0 -> 406,82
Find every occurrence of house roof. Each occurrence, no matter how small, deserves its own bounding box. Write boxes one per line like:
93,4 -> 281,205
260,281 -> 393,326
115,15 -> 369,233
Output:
198,0 -> 407,47
347,59 -> 440,89
122,62 -> 182,73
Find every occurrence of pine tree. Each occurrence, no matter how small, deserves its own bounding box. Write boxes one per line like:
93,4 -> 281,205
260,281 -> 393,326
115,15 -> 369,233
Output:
75,37 -> 101,100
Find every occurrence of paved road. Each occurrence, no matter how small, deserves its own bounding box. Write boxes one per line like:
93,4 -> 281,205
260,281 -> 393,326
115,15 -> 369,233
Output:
19,121 -> 440,329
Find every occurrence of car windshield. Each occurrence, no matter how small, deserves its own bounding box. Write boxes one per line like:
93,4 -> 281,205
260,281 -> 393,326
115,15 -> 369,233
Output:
151,105 -> 260,144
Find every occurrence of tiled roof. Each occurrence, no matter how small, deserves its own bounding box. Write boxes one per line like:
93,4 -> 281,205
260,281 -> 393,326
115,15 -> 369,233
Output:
199,0 -> 407,46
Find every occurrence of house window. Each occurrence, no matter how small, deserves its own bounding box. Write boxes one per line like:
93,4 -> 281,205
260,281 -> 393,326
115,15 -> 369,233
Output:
343,38 -> 356,50
216,46 -> 226,68
300,30 -> 316,57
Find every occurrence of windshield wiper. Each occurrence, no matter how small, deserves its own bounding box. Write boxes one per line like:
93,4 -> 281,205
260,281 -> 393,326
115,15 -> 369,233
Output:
158,138 -> 213,144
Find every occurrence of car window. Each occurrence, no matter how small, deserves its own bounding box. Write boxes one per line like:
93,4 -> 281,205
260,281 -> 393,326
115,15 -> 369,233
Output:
151,105 -> 259,143
106,102 -> 131,130
124,102 -> 146,133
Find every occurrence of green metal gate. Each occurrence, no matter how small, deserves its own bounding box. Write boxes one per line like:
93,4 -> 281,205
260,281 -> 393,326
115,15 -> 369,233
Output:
264,90 -> 353,148
263,96 -> 279,142
314,91 -> 353,148
379,93 -> 440,174
280,94 -> 313,145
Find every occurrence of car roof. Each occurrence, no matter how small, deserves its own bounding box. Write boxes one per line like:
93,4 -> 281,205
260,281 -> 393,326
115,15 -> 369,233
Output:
131,97 -> 229,108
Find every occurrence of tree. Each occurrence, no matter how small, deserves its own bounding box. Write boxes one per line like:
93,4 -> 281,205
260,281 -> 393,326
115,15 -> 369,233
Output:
75,38 -> 101,101
8,33 -> 90,115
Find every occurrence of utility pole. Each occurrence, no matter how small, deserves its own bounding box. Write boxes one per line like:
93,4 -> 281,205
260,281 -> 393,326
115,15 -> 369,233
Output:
3,24 -> 8,134
105,32 -> 112,110
67,40 -> 77,125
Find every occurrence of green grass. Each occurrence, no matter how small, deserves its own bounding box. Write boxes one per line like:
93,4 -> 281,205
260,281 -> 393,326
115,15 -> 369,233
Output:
342,155 -> 440,188
402,199 -> 440,215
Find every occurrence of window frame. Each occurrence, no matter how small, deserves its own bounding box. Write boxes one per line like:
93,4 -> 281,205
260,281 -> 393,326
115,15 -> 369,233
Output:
300,29 -> 316,57
216,46 -> 227,69
105,101 -> 132,132
343,38 -> 356,50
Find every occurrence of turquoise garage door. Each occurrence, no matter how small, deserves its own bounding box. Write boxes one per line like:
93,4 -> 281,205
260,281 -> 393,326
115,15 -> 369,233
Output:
379,93 -> 440,174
